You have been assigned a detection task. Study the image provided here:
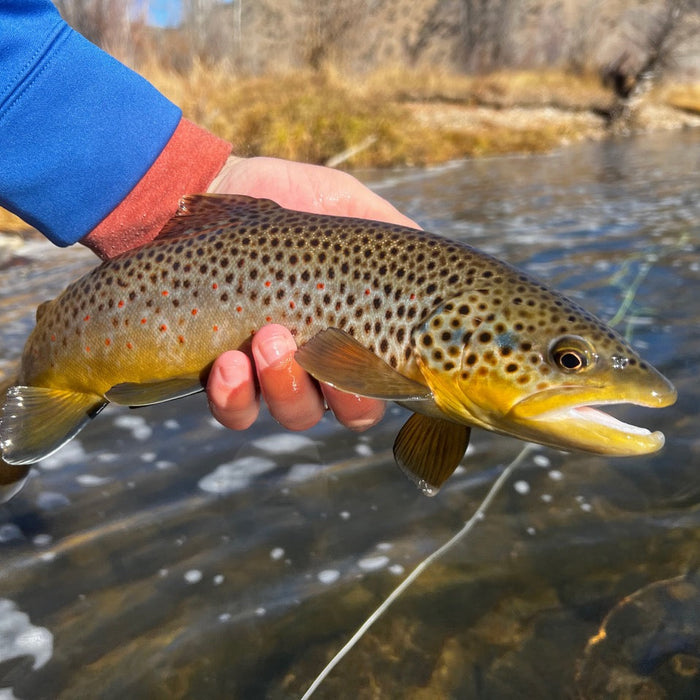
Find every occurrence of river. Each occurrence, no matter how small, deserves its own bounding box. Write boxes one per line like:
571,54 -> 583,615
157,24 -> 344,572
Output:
0,129 -> 698,699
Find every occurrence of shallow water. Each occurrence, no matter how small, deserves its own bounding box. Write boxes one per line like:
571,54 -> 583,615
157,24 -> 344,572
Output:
0,130 -> 698,699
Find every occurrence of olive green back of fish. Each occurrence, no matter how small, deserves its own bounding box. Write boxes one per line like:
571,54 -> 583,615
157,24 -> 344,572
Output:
18,195 -> 520,393
0,195 -> 676,497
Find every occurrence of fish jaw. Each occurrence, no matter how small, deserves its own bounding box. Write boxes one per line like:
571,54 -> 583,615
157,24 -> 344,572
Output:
505,375 -> 677,456
417,346 -> 677,456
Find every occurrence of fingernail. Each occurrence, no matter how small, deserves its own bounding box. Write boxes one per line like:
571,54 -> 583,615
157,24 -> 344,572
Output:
258,331 -> 296,367
213,361 -> 235,387
210,352 -> 246,388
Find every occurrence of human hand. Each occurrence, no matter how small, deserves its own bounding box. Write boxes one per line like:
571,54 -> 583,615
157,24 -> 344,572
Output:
205,156 -> 419,432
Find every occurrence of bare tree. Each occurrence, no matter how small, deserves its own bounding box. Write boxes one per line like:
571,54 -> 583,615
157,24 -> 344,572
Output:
54,0 -> 135,60
458,0 -> 522,72
601,0 -> 700,130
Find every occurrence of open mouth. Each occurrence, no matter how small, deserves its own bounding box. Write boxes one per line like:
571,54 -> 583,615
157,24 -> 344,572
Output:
506,384 -> 676,456
570,404 -> 656,437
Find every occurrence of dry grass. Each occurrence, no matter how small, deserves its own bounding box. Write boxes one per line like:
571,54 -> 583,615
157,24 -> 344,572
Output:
141,63 -> 613,167
2,64 -> 698,232
659,82 -> 700,114
0,210 -> 28,234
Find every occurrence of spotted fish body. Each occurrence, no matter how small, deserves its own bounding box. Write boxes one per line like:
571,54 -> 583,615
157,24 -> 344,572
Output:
0,195 -> 676,495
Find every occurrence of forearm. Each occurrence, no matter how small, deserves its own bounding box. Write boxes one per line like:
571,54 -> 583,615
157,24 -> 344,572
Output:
0,1 -> 230,255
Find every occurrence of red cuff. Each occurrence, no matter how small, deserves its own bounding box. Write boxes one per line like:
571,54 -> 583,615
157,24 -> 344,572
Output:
82,118 -> 231,259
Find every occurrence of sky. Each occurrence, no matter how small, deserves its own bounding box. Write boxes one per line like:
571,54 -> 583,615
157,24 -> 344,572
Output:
145,0 -> 183,27
143,1 -> 234,28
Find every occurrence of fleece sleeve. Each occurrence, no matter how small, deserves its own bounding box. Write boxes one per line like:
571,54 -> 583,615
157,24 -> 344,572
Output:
0,0 -> 230,252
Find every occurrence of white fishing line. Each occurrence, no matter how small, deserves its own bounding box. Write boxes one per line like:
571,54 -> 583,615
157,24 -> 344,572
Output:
300,444 -> 537,699
301,248 -> 662,698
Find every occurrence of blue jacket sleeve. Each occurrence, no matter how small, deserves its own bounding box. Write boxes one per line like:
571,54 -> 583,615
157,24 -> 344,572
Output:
0,0 -> 182,246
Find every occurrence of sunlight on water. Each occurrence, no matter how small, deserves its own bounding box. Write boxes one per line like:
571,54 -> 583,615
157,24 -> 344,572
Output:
0,130 -> 698,698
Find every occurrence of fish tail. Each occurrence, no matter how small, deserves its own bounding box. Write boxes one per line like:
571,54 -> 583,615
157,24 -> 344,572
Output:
0,459 -> 30,503
1,385 -> 106,466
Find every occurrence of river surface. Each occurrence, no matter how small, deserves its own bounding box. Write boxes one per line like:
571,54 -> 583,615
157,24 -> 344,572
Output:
0,130 -> 698,699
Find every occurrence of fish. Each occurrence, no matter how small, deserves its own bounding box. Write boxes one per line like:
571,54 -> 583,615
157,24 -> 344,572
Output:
0,194 -> 677,496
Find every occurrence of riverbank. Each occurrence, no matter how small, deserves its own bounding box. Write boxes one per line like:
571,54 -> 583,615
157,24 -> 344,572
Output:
1,68 -> 698,233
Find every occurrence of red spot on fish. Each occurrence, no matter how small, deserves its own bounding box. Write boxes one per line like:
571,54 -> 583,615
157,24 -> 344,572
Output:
265,281 -> 271,287
85,346 -> 90,353
410,293 -> 416,301
50,334 -> 56,342
105,338 -> 111,346
212,325 -> 219,332
126,342 -> 133,350
289,301 -> 296,310
160,324 -> 168,332
178,335 -> 185,344
141,318 -> 147,324
317,283 -> 325,290
364,289 -> 371,295
265,316 -> 272,322
118,300 -> 125,308
162,290 -> 169,296
83,314 -> 90,322
191,309 -> 198,316
236,305 -> 242,313
212,283 -> 218,290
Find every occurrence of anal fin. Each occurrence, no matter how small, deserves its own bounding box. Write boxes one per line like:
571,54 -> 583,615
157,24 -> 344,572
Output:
296,328 -> 432,401
106,375 -> 204,407
393,413 -> 470,496
1,386 -> 106,465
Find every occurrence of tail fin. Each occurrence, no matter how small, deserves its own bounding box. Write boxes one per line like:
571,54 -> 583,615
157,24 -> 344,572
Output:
0,459 -> 30,503
1,385 -> 106,466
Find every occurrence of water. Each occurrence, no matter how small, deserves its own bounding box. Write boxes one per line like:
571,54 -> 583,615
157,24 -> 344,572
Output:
0,130 -> 698,699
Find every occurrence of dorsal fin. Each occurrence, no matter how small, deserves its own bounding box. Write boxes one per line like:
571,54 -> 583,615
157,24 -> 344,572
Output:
156,194 -> 283,240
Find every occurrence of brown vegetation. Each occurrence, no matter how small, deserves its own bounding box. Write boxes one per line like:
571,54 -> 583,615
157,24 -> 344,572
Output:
1,1 -> 699,233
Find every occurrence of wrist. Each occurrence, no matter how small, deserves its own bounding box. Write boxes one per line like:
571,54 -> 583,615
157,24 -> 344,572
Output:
82,119 -> 231,259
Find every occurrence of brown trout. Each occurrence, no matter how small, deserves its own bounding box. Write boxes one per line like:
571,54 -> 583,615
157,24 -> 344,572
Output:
0,195 -> 676,495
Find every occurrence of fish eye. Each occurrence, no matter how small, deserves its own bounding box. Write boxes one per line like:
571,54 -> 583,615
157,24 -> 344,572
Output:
549,336 -> 595,373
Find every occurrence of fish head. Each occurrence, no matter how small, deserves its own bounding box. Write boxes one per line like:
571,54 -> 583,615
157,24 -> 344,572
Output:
414,280 -> 677,456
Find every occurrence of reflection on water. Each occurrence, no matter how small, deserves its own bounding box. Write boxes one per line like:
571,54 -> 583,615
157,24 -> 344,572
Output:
0,130 -> 698,699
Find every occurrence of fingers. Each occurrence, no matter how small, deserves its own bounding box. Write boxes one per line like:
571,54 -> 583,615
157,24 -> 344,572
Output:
207,325 -> 387,433
251,325 -> 326,431
322,385 -> 385,432
207,350 -> 260,430
208,156 -> 420,229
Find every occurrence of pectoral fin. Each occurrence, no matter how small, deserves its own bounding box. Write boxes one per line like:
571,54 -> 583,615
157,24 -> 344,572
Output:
296,328 -> 432,401
393,413 -> 470,496
0,386 -> 106,465
106,375 -> 204,407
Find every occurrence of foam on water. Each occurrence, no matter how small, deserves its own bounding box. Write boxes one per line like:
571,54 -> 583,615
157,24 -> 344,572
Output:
354,443 -> 373,457
286,463 -> 323,483
76,474 -> 112,487
198,456 -> 277,494
39,440 -> 86,471
113,414 -> 153,441
0,524 -> 24,544
250,433 -> 317,454
184,570 -> 203,584
358,555 -> 390,572
318,570 -> 340,584
0,599 -> 53,671
514,480 -> 531,495
36,491 -> 70,510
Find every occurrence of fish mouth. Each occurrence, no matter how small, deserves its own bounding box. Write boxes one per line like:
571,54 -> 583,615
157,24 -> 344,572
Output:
507,383 -> 677,456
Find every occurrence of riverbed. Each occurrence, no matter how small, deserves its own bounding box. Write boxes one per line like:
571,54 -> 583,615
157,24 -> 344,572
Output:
0,129 -> 698,699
